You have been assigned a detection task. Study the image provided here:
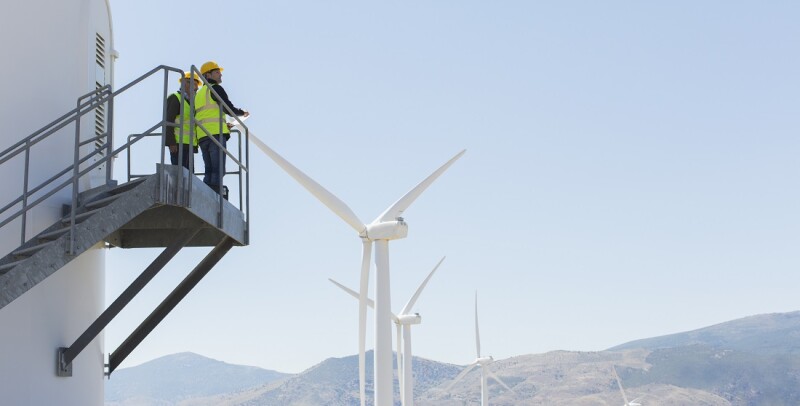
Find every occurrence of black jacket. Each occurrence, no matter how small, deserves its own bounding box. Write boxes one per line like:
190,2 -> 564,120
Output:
164,91 -> 182,147
206,79 -> 246,117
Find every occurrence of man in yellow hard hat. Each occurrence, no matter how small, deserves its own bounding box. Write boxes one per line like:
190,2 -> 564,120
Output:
165,72 -> 201,170
194,61 -> 249,198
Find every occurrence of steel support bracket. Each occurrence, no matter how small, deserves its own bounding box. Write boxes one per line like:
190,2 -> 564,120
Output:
56,347 -> 72,377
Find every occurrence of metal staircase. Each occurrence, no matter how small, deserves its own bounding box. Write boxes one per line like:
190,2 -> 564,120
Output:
0,65 -> 251,377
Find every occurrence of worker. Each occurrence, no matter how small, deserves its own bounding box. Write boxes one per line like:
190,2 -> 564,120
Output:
165,71 -> 201,171
194,61 -> 249,199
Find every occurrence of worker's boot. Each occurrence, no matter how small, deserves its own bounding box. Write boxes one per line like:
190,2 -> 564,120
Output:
207,184 -> 229,201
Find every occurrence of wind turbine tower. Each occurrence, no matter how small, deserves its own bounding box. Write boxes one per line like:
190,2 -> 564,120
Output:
249,133 -> 463,406
446,292 -> 514,405
330,256 -> 446,406
0,1 -> 114,404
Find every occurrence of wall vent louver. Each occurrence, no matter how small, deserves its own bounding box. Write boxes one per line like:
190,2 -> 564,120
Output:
94,33 -> 107,159
95,33 -> 105,69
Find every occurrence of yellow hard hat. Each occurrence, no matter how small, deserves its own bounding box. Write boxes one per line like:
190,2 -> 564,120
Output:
179,71 -> 201,84
200,61 -> 224,75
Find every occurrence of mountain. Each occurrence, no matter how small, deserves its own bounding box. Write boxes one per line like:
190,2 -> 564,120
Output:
621,345 -> 800,405
609,311 -> 800,354
105,352 -> 290,406
106,311 -> 800,405
196,351 -> 462,406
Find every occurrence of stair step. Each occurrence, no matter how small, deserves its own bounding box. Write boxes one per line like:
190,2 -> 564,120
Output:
0,258 -> 29,274
61,208 -> 102,224
13,240 -> 56,258
84,194 -> 121,210
38,227 -> 70,241
108,177 -> 147,195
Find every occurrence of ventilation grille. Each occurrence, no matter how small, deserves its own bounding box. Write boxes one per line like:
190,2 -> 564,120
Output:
94,32 -> 107,158
95,33 -> 105,69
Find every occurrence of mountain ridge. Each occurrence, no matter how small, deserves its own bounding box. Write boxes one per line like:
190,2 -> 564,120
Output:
106,310 -> 800,405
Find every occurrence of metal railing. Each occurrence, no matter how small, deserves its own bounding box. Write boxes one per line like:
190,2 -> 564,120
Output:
126,129 -> 248,211
0,64 -> 251,255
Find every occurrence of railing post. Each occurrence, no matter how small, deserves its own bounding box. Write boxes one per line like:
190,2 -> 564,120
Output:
126,134 -> 133,183
106,88 -> 114,185
245,127 -> 250,244
69,98 -> 82,255
237,130 -> 243,209
157,69 -> 169,203
20,139 -> 31,245
188,65 -> 200,209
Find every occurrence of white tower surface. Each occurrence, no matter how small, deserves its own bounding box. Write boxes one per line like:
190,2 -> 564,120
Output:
0,0 -> 114,404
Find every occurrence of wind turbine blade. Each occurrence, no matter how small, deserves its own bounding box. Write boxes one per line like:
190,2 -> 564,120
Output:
444,362 -> 478,392
329,278 -> 401,323
357,241 -> 372,406
374,150 -> 466,223
248,132 -> 366,234
487,370 -> 514,392
400,256 -> 446,315
329,278 -> 376,309
475,291 -> 481,358
612,366 -> 630,405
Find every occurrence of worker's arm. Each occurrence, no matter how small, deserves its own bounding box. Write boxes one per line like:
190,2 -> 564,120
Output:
210,84 -> 247,116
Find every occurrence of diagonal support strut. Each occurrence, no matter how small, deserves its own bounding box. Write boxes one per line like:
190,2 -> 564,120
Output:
106,236 -> 235,376
56,228 -> 200,377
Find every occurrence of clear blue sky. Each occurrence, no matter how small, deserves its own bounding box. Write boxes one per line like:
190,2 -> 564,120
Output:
106,0 -> 800,374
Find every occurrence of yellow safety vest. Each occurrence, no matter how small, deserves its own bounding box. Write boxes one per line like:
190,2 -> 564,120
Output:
172,91 -> 197,146
194,85 -> 230,140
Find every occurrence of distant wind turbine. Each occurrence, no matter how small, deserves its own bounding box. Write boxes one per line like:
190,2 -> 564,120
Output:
445,292 -> 513,405
247,127 -> 464,406
330,257 -> 445,406
612,365 -> 643,406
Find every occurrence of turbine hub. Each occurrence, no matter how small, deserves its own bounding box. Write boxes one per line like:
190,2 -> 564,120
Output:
476,356 -> 493,365
365,220 -> 408,241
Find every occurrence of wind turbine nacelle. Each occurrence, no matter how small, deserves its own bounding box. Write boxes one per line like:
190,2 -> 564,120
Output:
476,356 -> 494,366
366,221 -> 408,240
397,313 -> 421,325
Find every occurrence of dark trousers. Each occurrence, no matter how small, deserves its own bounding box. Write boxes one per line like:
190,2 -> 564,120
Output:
169,144 -> 195,172
199,134 -> 226,191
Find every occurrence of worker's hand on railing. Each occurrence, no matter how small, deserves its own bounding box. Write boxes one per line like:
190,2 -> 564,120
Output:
242,111 -> 250,118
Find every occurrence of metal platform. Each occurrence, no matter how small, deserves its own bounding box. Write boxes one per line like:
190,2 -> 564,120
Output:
0,164 -> 247,312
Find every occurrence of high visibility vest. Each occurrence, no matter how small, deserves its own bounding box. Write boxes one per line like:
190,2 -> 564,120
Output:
172,92 -> 197,146
194,84 -> 230,139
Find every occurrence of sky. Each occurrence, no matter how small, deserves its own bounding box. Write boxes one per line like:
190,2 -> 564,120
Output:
105,0 -> 800,374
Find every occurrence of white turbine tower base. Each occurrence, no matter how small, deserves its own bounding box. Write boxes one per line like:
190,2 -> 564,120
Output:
247,127 -> 464,406
612,365 -> 643,406
445,292 -> 513,406
330,256 -> 445,406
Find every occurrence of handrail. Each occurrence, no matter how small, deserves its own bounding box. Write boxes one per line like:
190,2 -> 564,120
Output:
0,64 -> 251,256
0,87 -> 111,163
125,129 -> 247,211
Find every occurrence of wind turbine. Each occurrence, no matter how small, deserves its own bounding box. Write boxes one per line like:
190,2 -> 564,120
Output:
445,292 -> 513,406
612,365 -> 643,406
330,256 -> 446,406
248,129 -> 464,406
